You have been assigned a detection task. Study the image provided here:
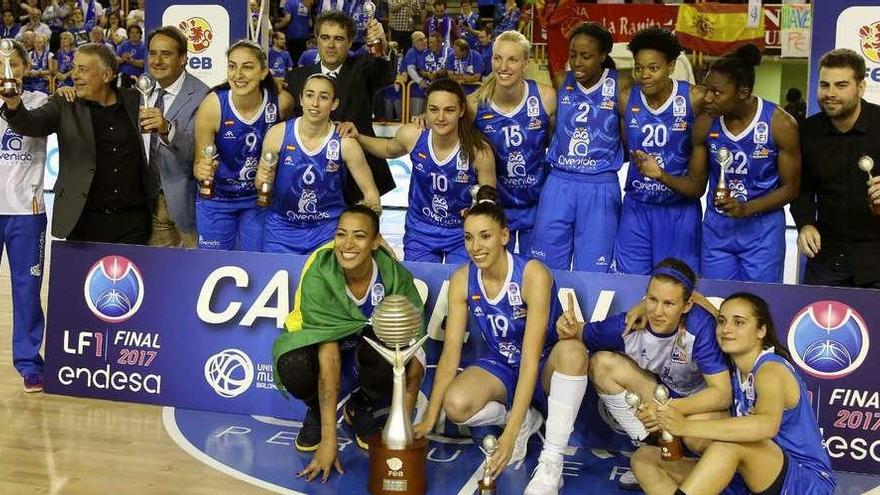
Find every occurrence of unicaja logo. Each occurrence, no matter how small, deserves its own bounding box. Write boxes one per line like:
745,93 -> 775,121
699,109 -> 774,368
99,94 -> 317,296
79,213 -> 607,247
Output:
204,349 -> 254,398
787,301 -> 870,379
83,256 -> 144,323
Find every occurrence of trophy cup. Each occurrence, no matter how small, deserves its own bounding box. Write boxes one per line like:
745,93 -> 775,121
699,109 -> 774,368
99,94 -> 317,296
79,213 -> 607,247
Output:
363,295 -> 430,495
256,151 -> 278,207
714,147 -> 732,205
653,385 -> 683,461
362,0 -> 384,57
0,39 -> 20,97
857,155 -> 880,215
199,144 -> 218,199
476,435 -> 499,494
135,75 -> 156,133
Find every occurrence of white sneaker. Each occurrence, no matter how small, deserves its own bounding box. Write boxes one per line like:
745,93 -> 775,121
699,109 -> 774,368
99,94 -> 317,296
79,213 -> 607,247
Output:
510,407 -> 543,465
619,469 -> 641,491
524,456 -> 564,495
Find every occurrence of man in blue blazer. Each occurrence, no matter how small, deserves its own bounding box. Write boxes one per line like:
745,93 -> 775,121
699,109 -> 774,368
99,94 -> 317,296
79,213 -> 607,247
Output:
140,26 -> 209,248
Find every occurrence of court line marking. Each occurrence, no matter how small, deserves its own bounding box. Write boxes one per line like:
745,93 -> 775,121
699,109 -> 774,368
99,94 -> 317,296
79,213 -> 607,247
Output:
162,406 -> 306,495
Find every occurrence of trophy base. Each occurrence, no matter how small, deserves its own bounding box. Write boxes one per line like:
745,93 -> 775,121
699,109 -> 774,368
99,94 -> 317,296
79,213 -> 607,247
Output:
367,436 -> 428,495
871,202 -> 880,216
476,479 -> 497,494
256,195 -> 272,208
660,436 -> 684,461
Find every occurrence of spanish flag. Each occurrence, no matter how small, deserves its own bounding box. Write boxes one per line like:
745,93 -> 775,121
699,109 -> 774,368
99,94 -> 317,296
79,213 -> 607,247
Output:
675,3 -> 765,56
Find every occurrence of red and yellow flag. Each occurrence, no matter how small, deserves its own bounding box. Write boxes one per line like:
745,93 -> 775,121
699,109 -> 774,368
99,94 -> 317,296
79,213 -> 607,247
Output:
676,3 -> 765,56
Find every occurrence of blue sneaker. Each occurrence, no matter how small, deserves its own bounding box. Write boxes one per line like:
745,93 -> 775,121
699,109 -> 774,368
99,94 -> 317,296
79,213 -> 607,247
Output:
23,374 -> 43,393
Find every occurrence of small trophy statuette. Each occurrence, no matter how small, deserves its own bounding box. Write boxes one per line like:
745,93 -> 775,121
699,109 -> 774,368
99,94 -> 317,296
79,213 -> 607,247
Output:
857,155 -> 880,215
256,151 -> 278,207
654,385 -> 683,461
199,144 -> 217,199
363,0 -> 384,57
135,75 -> 156,133
477,434 -> 499,494
714,147 -> 732,205
0,39 -> 20,97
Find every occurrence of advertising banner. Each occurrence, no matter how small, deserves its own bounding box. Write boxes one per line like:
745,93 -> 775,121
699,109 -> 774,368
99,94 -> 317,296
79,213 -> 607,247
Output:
808,1 -> 880,115
44,241 -> 880,474
780,4 -> 811,58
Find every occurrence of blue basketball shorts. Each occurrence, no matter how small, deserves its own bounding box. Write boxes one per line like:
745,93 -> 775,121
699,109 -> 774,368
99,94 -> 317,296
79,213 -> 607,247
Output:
262,212 -> 337,255
196,196 -> 265,252
701,209 -> 785,283
613,196 -> 702,275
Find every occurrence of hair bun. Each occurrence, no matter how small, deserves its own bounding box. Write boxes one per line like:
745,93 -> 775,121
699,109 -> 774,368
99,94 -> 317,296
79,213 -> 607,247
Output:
732,43 -> 762,67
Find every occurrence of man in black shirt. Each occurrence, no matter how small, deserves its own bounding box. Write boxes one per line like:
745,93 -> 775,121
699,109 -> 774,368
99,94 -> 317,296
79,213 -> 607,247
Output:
792,49 -> 880,288
1,43 -> 156,244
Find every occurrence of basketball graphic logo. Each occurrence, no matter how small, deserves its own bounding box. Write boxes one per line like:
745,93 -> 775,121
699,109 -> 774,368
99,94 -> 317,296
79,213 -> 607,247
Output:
83,256 -> 144,323
788,300 -> 870,379
178,17 -> 214,54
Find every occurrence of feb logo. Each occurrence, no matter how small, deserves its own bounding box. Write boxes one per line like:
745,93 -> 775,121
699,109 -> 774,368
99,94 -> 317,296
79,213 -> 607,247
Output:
859,21 -> 880,63
787,301 -> 870,379
83,256 -> 144,323
179,17 -> 213,54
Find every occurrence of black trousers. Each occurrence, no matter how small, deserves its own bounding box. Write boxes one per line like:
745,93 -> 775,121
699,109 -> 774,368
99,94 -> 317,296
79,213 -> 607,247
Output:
67,206 -> 151,245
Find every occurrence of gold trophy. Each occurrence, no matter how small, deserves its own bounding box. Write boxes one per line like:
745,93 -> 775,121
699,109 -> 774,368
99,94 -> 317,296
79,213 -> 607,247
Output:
256,151 -> 278,207
199,144 -> 217,199
653,385 -> 683,461
857,155 -> 880,216
362,0 -> 384,57
363,295 -> 429,495
714,147 -> 732,205
0,39 -> 21,97
476,434 -> 499,494
135,75 -> 156,133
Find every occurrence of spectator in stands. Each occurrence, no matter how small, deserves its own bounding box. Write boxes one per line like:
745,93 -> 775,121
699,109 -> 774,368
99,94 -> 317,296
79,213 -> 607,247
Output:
423,0 -> 458,48
314,0 -> 346,16
2,43 -> 158,244
276,0 -> 311,64
268,30 -> 294,92
23,31 -> 50,94
404,30 -> 428,117
793,49 -> 880,289
116,24 -> 144,88
458,0 -> 480,48
18,27 -> 32,49
53,30 -> 74,87
0,38 -> 50,394
297,35 -> 319,67
43,0 -> 71,51
1,9 -> 18,38
495,0 -> 520,36
476,26 -> 493,76
17,0 -> 38,24
421,31 -> 451,82
78,0 -> 101,31
89,26 -> 112,51
67,8 -> 89,46
446,37 -> 482,93
101,0 -> 123,27
17,7 -> 50,40
142,26 -> 211,248
126,0 -> 144,30
784,87 -> 806,124
103,11 -> 127,48
389,0 -> 419,55
286,10 -> 397,202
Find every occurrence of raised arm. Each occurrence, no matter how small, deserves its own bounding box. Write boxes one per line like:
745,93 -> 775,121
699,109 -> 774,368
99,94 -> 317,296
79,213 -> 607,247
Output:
1,92 -> 62,137
354,122 -> 420,159
413,266 -> 470,438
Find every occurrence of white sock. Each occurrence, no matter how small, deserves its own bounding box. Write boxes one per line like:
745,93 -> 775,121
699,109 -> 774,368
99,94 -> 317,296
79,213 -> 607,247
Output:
599,390 -> 648,441
461,400 -> 508,427
541,371 -> 589,462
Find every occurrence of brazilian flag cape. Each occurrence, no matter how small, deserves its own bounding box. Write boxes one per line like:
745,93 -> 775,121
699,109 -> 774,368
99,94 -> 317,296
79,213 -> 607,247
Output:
272,241 -> 425,393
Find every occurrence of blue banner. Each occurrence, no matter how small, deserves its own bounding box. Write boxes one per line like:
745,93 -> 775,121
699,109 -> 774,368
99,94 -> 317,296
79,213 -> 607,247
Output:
45,241 -> 880,474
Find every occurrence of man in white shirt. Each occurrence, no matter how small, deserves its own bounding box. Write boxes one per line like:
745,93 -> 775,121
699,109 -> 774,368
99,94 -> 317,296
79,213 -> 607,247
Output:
0,39 -> 49,393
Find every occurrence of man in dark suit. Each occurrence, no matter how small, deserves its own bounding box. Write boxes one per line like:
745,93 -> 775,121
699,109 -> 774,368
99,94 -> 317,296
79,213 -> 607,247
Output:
286,10 -> 396,202
1,43 -> 157,244
140,26 -> 209,248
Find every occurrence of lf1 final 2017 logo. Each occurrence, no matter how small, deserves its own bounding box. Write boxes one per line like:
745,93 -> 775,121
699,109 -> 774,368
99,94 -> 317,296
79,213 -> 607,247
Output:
58,256 -> 162,395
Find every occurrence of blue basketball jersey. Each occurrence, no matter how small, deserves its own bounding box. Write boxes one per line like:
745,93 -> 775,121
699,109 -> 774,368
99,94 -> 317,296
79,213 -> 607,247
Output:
706,97 -> 780,219
407,130 -> 476,229
548,70 -> 623,175
624,80 -> 695,204
468,252 -> 560,367
732,351 -> 836,491
271,118 -> 347,226
213,88 -> 280,199
347,260 -> 385,319
475,80 -> 550,209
